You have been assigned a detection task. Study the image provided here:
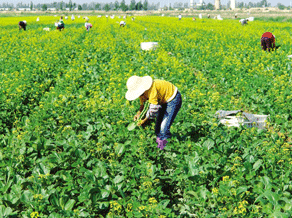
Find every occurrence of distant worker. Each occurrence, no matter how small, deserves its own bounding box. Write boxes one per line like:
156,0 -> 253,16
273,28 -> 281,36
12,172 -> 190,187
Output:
239,18 -> 248,25
261,32 -> 276,52
71,14 -> 75,21
192,17 -> 196,21
85,22 -> 93,32
207,14 -> 211,18
56,16 -> 65,31
120,21 -> 126,27
19,20 -> 27,31
132,17 -> 135,21
178,14 -> 182,20
235,13 -> 238,19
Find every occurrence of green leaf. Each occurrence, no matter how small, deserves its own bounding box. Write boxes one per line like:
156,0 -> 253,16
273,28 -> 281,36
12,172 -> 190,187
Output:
198,187 -> 209,200
253,159 -> 263,171
203,138 -> 214,150
38,162 -> 50,174
236,186 -> 249,195
185,154 -> 200,176
114,175 -> 124,184
159,199 -> 170,208
64,199 -> 75,211
271,211 -> 289,218
101,190 -> 110,199
20,190 -> 33,203
187,190 -> 197,197
284,203 -> 292,211
115,143 -> 125,156
264,190 -> 278,204
262,176 -> 272,189
0,205 -> 12,216
127,122 -> 136,131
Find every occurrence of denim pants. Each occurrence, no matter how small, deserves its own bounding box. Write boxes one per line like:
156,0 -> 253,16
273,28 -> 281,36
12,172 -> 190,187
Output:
155,91 -> 182,140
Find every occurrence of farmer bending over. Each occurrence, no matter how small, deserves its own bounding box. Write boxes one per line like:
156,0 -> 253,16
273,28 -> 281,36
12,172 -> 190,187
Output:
85,22 -> 93,32
120,21 -> 126,27
239,18 -> 248,25
19,20 -> 27,31
56,16 -> 65,31
125,76 -> 182,150
261,32 -> 276,52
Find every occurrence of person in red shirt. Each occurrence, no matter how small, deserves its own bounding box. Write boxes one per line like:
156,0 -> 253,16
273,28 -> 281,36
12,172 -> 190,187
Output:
261,32 -> 276,52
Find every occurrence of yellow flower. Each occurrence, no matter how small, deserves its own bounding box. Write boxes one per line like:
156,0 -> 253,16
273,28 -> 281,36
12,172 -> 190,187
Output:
223,176 -> 230,182
30,211 -> 39,218
212,188 -> 219,195
148,197 -> 157,204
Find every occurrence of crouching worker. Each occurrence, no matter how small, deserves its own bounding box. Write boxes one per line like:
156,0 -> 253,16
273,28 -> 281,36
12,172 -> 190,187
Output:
239,18 -> 248,25
85,22 -> 93,32
125,76 -> 182,150
56,16 -> 65,31
261,32 -> 276,52
120,21 -> 126,27
19,20 -> 27,31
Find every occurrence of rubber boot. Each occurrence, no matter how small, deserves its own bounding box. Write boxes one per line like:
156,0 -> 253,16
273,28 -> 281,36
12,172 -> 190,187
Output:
159,139 -> 168,150
156,137 -> 168,150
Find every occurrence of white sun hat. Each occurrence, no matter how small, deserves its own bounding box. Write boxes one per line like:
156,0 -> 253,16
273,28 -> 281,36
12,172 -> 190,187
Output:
23,20 -> 27,24
125,76 -> 153,101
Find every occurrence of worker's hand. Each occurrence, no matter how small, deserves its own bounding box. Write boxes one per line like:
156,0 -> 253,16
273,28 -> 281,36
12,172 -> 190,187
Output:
133,111 -> 141,121
137,118 -> 148,126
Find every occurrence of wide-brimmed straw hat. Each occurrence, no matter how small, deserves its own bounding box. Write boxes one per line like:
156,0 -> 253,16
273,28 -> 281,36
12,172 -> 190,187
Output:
125,76 -> 153,101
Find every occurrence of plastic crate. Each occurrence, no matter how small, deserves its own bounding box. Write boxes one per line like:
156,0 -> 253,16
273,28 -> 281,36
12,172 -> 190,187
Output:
219,115 -> 269,129
141,42 -> 159,51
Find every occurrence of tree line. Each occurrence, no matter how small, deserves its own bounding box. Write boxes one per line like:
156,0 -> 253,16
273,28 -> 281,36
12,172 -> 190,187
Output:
1,0 -> 290,11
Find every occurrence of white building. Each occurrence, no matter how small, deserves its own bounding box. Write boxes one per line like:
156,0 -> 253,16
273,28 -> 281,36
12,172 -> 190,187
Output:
190,0 -> 194,8
230,0 -> 236,9
18,8 -> 31,11
215,0 -> 220,9
197,0 -> 203,6
47,8 -> 56,11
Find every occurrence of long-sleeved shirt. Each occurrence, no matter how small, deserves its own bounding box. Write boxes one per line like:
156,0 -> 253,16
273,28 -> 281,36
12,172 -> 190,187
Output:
139,79 -> 178,119
261,32 -> 275,43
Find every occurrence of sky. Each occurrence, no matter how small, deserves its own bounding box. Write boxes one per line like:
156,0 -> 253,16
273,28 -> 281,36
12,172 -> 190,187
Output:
0,0 -> 290,7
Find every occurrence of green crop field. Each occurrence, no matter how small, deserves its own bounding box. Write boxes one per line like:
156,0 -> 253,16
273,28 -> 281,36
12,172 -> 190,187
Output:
1,15 -> 292,217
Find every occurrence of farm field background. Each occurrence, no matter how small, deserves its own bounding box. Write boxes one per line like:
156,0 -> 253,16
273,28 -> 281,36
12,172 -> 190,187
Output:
1,15 -> 292,217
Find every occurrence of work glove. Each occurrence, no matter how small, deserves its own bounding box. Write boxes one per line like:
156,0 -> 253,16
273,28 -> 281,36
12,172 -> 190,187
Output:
137,117 -> 148,126
133,111 -> 141,121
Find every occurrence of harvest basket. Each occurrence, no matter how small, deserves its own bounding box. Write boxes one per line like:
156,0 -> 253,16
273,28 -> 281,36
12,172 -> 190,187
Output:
141,42 -> 158,51
219,114 -> 269,129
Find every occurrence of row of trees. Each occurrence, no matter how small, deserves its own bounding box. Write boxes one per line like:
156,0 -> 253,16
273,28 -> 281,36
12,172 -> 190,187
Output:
1,0 -> 291,11
1,1 -> 159,11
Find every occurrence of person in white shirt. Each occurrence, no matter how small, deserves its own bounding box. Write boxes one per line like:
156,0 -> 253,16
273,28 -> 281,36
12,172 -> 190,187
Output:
239,18 -> 248,25
85,22 -> 93,32
178,14 -> 182,20
120,21 -> 126,27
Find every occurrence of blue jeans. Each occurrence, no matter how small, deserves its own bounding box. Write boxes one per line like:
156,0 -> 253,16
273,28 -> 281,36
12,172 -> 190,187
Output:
155,91 -> 182,140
